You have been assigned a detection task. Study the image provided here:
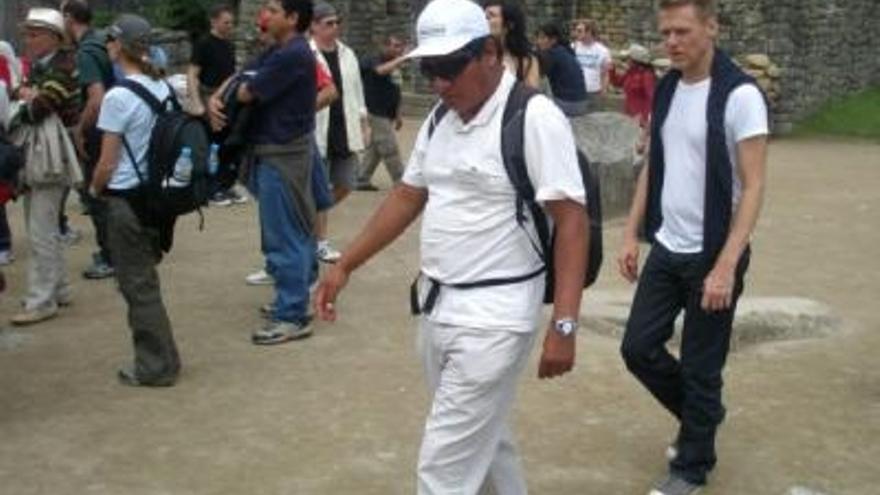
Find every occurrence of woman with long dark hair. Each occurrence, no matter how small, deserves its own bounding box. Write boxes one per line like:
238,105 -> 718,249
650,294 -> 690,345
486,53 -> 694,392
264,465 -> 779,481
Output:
483,1 -> 541,88
536,22 -> 588,117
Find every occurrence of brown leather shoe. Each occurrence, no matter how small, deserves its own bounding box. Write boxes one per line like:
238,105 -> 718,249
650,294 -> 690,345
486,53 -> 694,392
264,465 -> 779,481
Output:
11,306 -> 58,326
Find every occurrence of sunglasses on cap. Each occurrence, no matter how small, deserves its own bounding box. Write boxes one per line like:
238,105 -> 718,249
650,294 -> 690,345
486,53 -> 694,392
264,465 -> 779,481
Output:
419,37 -> 487,82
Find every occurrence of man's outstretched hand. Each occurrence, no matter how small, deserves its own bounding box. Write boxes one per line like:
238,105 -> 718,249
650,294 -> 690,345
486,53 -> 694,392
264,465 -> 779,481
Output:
314,264 -> 349,322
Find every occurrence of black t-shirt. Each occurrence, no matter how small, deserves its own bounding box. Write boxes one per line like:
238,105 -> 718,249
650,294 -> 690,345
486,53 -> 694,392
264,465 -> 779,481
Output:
360,54 -> 401,119
540,45 -> 588,103
191,33 -> 236,89
321,49 -> 350,159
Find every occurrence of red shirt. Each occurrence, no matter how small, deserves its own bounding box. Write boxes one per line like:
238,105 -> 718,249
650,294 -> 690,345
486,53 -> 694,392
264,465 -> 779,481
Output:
315,62 -> 332,91
610,64 -> 656,127
0,57 -> 11,89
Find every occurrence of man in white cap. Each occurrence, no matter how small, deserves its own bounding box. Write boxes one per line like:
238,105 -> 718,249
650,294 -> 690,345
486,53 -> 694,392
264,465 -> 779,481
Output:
315,0 -> 588,492
10,8 -> 81,325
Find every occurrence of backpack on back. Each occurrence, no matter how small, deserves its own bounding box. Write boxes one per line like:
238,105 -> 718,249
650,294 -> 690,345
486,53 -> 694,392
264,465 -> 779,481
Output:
117,79 -> 211,219
427,82 -> 603,304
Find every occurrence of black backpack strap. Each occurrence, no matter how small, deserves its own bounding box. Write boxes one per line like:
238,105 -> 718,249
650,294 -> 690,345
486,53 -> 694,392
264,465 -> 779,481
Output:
427,102 -> 449,139
117,78 -> 164,114
120,136 -> 147,186
407,85 -> 550,317
117,78 -> 181,113
499,82 -> 549,262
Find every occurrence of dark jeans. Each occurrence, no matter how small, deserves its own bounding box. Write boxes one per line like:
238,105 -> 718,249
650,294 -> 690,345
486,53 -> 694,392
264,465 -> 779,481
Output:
0,204 -> 10,251
107,197 -> 180,382
621,243 -> 750,485
83,127 -> 112,264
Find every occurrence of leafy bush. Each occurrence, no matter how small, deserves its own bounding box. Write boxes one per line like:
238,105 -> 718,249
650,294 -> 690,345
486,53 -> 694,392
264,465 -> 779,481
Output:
794,87 -> 880,140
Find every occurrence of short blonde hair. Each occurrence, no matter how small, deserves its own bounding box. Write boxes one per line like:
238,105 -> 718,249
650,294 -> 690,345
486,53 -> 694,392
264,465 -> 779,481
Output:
658,0 -> 717,19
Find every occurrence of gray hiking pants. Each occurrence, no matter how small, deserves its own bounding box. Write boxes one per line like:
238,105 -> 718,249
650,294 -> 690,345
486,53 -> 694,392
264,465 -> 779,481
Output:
107,197 -> 180,381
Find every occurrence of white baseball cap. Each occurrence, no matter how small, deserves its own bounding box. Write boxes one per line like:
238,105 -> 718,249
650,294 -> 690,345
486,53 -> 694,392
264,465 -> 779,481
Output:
405,0 -> 490,60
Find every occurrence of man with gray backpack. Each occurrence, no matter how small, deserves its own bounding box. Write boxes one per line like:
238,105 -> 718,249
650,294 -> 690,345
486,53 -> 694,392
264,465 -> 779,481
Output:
315,0 -> 594,491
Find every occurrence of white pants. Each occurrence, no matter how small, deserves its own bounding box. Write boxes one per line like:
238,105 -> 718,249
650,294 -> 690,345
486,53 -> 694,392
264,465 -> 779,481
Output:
416,319 -> 537,495
22,185 -> 70,310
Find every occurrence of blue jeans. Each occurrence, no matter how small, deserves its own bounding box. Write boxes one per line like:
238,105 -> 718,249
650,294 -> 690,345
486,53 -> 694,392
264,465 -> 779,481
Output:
250,161 -> 315,324
311,141 -> 334,212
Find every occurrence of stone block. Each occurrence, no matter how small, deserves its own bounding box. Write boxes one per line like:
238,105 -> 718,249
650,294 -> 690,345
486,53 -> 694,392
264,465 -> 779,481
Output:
745,53 -> 772,69
570,113 -> 642,219
580,292 -> 841,350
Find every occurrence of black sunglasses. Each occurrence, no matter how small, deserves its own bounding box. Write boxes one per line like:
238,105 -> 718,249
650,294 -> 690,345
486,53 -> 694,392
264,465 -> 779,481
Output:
419,37 -> 487,82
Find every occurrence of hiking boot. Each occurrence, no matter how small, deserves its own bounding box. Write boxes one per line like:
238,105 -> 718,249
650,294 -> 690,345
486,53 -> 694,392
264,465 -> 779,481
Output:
117,365 -> 176,387
209,191 -> 232,207
648,474 -> 702,495
245,269 -> 273,286
11,305 -> 58,326
316,240 -> 341,264
83,253 -> 115,280
251,318 -> 313,345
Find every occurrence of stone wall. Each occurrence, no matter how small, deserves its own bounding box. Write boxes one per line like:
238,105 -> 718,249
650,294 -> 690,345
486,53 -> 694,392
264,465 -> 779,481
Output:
228,0 -> 880,133
570,0 -> 880,132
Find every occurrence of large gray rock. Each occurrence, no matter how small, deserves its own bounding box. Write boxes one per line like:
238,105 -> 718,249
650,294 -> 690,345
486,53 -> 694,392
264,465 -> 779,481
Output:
570,112 -> 643,219
580,291 -> 841,351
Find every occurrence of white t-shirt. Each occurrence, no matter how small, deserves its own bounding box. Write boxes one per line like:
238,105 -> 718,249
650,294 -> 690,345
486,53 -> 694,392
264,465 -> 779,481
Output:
573,41 -> 610,93
655,79 -> 769,253
97,74 -> 171,190
403,72 -> 585,332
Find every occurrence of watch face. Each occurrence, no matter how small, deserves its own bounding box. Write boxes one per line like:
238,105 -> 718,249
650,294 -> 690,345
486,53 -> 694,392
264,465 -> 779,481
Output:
555,319 -> 577,335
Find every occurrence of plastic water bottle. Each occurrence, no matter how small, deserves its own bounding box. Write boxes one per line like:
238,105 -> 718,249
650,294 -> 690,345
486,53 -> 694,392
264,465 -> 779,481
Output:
208,144 -> 220,176
169,146 -> 193,187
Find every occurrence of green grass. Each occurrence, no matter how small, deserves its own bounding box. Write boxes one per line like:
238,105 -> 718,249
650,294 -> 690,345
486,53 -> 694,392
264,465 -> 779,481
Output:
793,87 -> 880,139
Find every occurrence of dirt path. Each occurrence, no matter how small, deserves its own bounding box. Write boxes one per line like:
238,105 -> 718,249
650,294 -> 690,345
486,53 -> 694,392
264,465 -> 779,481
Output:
0,126 -> 877,494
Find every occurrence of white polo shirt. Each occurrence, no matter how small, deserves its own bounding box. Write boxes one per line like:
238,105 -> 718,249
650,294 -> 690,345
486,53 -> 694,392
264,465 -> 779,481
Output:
403,72 -> 585,332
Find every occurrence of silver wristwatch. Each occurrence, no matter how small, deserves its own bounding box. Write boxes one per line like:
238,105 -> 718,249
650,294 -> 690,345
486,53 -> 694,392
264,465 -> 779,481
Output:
553,317 -> 579,337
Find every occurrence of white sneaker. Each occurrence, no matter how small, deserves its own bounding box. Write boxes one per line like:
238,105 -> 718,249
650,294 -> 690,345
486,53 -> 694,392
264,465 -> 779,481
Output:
316,240 -> 341,264
227,187 -> 249,205
0,250 -> 14,266
245,269 -> 274,286
58,228 -> 82,247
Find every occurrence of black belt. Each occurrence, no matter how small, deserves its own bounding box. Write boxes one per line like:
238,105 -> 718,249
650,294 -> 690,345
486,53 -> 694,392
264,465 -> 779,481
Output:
409,266 -> 546,316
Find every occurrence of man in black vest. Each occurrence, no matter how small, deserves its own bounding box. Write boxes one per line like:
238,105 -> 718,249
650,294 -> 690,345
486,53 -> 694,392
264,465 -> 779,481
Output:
617,1 -> 769,494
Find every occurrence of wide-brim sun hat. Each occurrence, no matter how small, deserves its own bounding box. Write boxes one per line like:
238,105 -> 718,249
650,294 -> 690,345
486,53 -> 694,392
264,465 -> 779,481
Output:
21,8 -> 65,37
405,0 -> 490,60
623,43 -> 652,65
